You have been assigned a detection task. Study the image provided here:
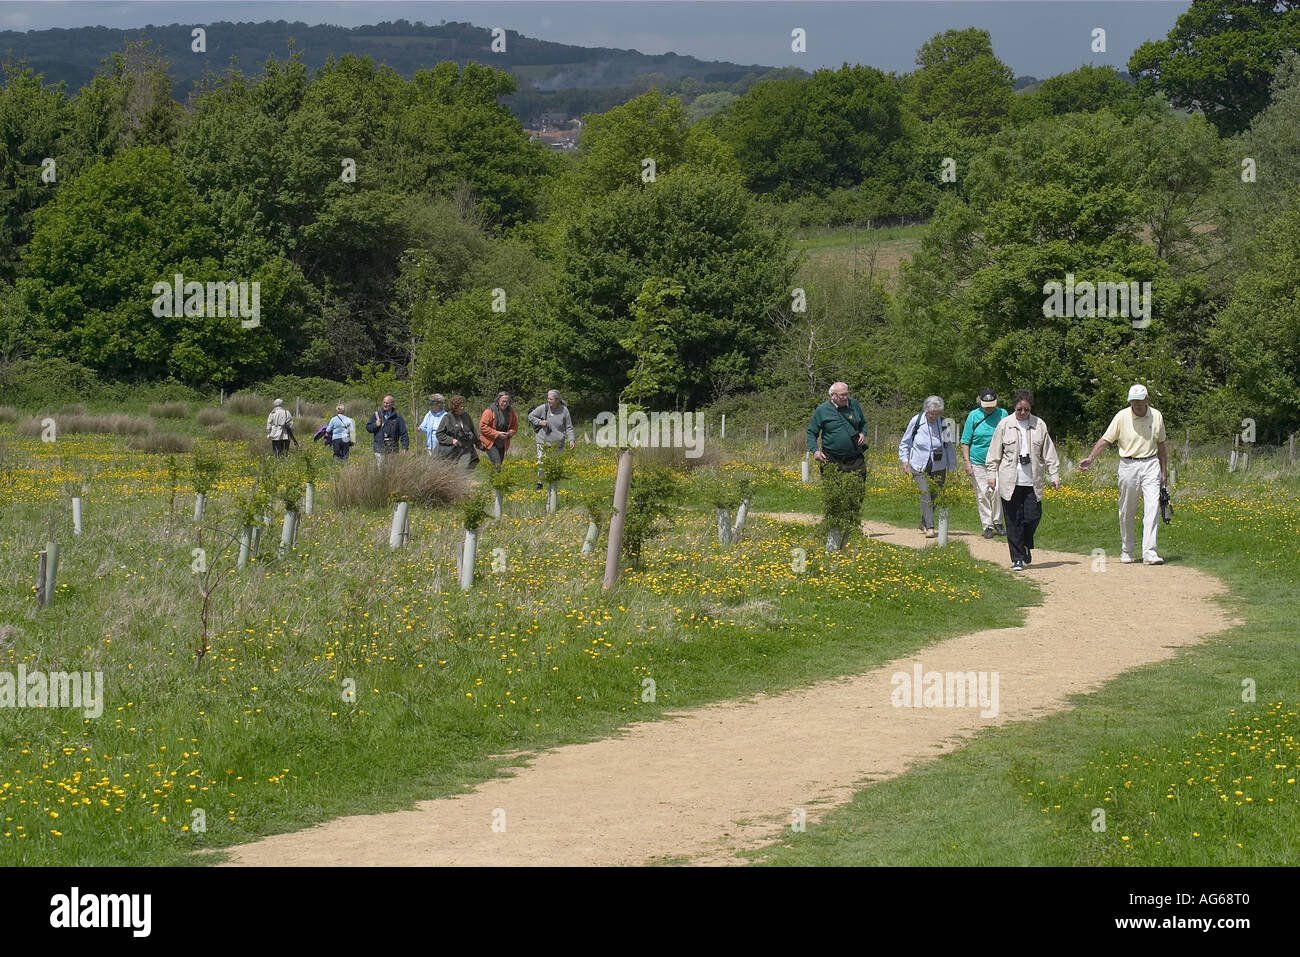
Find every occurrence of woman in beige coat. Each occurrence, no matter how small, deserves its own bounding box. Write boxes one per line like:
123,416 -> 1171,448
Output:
985,389 -> 1060,570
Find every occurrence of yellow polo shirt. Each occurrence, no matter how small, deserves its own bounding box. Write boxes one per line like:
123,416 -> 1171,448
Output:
1102,406 -> 1166,458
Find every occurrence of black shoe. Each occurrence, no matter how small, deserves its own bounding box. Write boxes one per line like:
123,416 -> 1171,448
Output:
1024,549 -> 1032,566
982,526 -> 995,539
1011,560 -> 1024,571
993,523 -> 1006,536
535,482 -> 543,491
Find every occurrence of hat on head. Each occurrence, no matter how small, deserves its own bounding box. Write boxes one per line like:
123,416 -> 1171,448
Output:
1127,384 -> 1149,402
978,387 -> 997,406
272,398 -> 283,408
428,394 -> 444,404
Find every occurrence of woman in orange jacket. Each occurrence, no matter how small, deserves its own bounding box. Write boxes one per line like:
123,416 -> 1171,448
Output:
479,391 -> 518,466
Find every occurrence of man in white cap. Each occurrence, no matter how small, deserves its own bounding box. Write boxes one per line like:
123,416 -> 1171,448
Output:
1079,384 -> 1168,564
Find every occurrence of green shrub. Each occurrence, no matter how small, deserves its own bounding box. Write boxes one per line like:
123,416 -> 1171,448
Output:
251,375 -> 348,405
820,465 -> 865,541
191,445 -> 223,495
462,486 -> 491,530
621,464 -> 681,564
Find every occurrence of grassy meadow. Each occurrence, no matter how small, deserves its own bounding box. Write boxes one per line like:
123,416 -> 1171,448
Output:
0,397 -> 1036,865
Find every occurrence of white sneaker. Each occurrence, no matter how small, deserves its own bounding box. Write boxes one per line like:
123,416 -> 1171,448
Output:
1144,554 -> 1164,565
1120,552 -> 1134,564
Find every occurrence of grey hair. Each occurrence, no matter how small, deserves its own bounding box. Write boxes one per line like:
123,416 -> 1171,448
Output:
547,389 -> 562,402
923,395 -> 944,413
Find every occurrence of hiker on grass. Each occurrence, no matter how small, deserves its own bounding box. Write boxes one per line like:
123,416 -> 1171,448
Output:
528,389 -> 575,491
326,404 -> 356,461
986,389 -> 1060,571
418,394 -> 448,456
961,387 -> 1009,539
807,380 -> 869,510
479,391 -> 518,467
899,396 -> 957,538
1078,383 -> 1168,566
438,395 -> 480,470
366,394 -> 409,464
266,399 -> 293,457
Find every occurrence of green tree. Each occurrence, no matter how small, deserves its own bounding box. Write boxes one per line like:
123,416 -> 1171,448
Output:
1129,0 -> 1300,135
899,110 -> 1214,433
552,169 -> 794,406
1012,64 -> 1137,122
0,62 -> 68,282
1207,200 -> 1300,440
65,40 -> 182,165
620,278 -> 686,408
905,28 -> 1015,136
21,146 -> 311,385
716,65 -> 906,199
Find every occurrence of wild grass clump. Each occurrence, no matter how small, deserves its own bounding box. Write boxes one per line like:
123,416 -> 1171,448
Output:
17,413 -> 151,437
634,442 -> 722,472
0,406 -> 19,423
332,454 -> 472,508
126,433 -> 193,454
196,407 -> 227,426
208,421 -> 258,443
226,392 -> 269,416
148,400 -> 190,419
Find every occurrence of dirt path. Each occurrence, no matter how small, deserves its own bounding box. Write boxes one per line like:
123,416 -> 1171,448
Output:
224,515 -> 1234,866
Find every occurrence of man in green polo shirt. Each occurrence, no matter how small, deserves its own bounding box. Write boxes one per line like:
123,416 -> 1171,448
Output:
961,387 -> 1009,539
808,381 -> 869,467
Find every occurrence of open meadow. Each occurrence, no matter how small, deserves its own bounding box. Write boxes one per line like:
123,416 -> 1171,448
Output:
0,398 -> 1295,865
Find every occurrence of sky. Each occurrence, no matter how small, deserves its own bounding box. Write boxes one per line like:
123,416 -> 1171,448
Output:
0,1 -> 1190,76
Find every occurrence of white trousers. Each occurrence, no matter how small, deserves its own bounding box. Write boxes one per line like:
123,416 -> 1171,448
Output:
1118,457 -> 1161,559
969,462 -> 1003,528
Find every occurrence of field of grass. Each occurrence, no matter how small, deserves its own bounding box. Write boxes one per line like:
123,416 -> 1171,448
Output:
793,224 -> 925,284
0,401 -> 1037,865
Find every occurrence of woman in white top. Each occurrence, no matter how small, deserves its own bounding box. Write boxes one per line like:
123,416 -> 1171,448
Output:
898,395 -> 957,538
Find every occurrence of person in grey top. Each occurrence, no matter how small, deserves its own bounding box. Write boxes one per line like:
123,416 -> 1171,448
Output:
527,389 -> 576,490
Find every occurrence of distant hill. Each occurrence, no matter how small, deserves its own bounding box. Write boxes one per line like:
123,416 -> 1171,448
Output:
0,18 -> 802,125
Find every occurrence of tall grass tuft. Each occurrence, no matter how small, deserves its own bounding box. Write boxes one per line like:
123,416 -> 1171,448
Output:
148,401 -> 190,419
0,406 -> 18,423
196,407 -> 227,426
18,413 -> 151,437
208,421 -> 258,443
226,392 -> 269,416
332,454 -> 473,508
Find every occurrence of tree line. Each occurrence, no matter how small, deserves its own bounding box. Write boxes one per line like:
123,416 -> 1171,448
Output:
1,0 -> 1298,439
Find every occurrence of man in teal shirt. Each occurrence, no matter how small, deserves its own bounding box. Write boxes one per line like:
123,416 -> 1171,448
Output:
961,387 -> 1009,538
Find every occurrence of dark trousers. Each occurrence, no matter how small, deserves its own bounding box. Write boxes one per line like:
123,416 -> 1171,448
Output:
1004,485 -> 1041,563
486,442 -> 506,466
271,439 -> 289,456
332,439 -> 350,460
